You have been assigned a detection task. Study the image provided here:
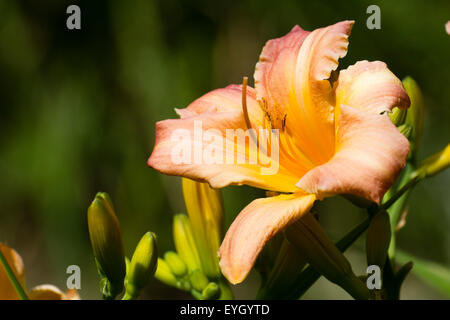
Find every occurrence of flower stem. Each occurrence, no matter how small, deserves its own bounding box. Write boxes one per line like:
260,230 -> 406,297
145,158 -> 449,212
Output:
0,249 -> 28,300
380,177 -> 418,211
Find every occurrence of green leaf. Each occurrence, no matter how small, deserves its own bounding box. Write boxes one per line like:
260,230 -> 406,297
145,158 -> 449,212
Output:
396,250 -> 450,298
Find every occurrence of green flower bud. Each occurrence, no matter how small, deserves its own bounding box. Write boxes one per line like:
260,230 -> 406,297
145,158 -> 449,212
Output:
87,192 -> 125,298
154,257 -> 178,288
412,144 -> 450,180
173,214 -> 201,272
256,239 -> 308,299
124,232 -> 158,299
403,76 -> 424,162
190,288 -> 204,300
202,282 -> 221,300
366,211 -> 391,269
189,269 -> 209,292
285,213 -> 370,300
125,256 -> 130,275
164,251 -> 187,277
182,178 -> 224,278
389,107 -> 407,126
397,124 -> 412,140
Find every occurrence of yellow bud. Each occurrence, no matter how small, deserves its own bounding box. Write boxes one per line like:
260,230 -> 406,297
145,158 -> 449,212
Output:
182,178 -> 224,278
154,258 -> 178,288
124,232 -> 158,298
366,211 -> 391,268
413,144 -> 450,179
87,192 -> 125,297
189,269 -> 209,292
403,76 -> 424,161
164,251 -> 187,277
285,213 -> 370,300
173,214 -> 202,272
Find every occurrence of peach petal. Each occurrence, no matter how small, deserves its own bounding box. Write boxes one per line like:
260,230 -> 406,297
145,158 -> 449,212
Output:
218,193 -> 316,284
297,104 -> 409,204
335,60 -> 410,115
148,87 -> 301,192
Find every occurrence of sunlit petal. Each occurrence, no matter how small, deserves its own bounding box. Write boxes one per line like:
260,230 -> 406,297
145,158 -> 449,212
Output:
297,104 -> 409,204
335,60 -> 410,115
148,86 -> 301,192
254,21 -> 354,165
219,193 -> 316,284
287,20 -> 354,163
254,25 -> 310,128
175,84 -> 264,128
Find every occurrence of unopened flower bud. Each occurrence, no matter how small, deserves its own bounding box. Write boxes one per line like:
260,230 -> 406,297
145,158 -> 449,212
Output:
164,251 -> 187,277
87,192 -> 125,298
124,232 -> 158,299
154,257 -> 178,288
182,178 -> 224,278
286,213 -> 370,300
202,282 -> 221,300
413,144 -> 450,180
366,210 -> 391,269
402,76 -> 424,162
173,214 -> 201,272
389,107 -> 407,126
189,269 -> 209,292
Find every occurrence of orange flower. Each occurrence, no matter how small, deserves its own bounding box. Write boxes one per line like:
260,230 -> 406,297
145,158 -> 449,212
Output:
148,21 -> 410,284
0,243 -> 79,300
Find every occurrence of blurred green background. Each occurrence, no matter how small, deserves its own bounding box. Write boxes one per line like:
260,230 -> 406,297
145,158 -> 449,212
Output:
0,0 -> 448,299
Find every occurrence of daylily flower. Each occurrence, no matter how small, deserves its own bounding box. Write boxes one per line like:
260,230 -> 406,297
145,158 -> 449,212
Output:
0,243 -> 79,300
148,21 -> 410,284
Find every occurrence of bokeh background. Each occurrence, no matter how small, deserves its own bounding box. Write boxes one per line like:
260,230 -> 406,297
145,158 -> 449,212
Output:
0,0 -> 449,299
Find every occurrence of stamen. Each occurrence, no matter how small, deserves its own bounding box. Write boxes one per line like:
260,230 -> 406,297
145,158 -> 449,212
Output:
241,77 -> 268,157
241,77 -> 253,132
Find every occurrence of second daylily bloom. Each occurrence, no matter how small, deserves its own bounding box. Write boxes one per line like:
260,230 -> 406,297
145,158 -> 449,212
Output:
0,243 -> 79,300
148,21 -> 410,284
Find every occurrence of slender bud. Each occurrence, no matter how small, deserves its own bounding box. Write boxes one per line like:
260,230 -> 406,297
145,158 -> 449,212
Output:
182,178 -> 224,278
285,213 -> 370,300
403,76 -> 424,162
413,144 -> 450,180
202,282 -> 221,300
87,192 -> 125,298
124,232 -> 158,299
366,211 -> 391,269
164,251 -> 187,277
256,238 -> 308,299
173,214 -> 202,272
154,257 -> 178,288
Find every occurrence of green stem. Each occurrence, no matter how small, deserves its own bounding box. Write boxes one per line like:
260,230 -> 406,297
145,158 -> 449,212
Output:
0,249 -> 28,300
380,176 -> 418,211
386,164 -> 415,259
